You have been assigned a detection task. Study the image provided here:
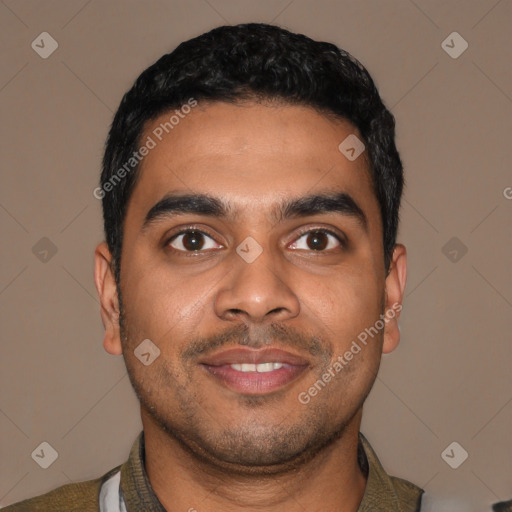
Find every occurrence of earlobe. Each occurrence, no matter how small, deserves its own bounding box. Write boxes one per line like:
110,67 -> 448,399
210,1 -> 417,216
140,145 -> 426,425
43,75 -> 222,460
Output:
382,244 -> 407,355
94,242 -> 123,356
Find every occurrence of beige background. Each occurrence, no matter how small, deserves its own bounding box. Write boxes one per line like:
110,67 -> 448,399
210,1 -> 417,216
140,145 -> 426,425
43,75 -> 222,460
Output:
1,1 -> 511,510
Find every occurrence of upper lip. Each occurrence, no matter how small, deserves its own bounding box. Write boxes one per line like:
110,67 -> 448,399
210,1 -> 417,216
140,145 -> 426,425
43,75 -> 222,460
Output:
199,348 -> 310,366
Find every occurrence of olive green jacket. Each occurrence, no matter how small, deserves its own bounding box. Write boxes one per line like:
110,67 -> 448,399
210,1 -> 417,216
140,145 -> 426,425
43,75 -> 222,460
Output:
2,431 -> 424,511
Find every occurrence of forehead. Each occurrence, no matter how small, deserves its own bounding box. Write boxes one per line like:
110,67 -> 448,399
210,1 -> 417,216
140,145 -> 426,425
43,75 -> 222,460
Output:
126,101 -> 379,230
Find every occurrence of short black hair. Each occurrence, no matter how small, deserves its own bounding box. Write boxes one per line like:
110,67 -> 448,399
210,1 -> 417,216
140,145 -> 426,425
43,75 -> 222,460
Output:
100,23 -> 403,285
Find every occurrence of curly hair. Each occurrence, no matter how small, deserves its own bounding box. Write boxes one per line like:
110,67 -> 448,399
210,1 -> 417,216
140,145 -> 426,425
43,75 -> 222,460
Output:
100,23 -> 403,285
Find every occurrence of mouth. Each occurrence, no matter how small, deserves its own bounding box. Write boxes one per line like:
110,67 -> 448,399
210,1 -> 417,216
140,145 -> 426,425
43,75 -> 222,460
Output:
199,348 -> 310,395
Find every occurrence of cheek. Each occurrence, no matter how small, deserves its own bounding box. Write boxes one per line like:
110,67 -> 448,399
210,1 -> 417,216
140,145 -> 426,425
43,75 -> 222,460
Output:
298,266 -> 382,346
120,257 -> 216,346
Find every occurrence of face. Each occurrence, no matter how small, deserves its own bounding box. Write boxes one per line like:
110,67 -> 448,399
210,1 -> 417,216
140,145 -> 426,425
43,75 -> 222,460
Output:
95,101 -> 406,474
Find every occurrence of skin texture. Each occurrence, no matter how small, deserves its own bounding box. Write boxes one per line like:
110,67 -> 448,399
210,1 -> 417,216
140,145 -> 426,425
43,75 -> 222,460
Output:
94,101 -> 407,512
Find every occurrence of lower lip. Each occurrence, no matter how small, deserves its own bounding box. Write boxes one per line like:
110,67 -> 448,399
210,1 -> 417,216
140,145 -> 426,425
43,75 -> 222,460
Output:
201,364 -> 308,395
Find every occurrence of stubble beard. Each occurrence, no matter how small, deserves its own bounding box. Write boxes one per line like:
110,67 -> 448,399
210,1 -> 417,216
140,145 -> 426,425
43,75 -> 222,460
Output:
117,288 -> 378,476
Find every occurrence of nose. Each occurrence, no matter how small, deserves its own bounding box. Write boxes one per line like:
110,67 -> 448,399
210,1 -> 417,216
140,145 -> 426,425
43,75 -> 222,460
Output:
214,244 -> 300,324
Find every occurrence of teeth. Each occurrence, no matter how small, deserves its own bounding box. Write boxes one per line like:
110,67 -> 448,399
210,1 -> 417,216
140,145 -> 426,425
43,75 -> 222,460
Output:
230,362 -> 284,372
256,362 -> 274,373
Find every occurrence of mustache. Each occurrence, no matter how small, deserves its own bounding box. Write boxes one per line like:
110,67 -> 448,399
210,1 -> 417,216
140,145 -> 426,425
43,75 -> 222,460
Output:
181,322 -> 332,363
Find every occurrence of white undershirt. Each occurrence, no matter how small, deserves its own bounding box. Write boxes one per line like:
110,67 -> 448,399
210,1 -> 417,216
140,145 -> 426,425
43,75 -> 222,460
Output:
98,470 -> 127,512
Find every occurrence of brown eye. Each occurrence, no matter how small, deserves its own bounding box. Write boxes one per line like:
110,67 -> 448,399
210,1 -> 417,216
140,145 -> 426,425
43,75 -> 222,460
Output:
289,229 -> 343,252
168,230 -> 221,252
182,231 -> 205,250
305,231 -> 329,251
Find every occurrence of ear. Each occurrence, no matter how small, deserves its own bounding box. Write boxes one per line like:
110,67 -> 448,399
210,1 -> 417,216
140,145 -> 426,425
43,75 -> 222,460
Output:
382,244 -> 407,354
94,242 -> 122,355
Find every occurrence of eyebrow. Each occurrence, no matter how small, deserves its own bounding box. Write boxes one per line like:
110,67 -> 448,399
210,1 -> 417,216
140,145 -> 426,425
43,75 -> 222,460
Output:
141,190 -> 368,232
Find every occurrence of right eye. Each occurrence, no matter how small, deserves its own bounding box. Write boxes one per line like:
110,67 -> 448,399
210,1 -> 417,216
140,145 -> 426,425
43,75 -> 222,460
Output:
167,229 -> 223,253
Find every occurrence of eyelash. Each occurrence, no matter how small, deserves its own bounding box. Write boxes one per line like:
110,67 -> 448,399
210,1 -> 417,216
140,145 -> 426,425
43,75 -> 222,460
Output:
164,226 -> 346,255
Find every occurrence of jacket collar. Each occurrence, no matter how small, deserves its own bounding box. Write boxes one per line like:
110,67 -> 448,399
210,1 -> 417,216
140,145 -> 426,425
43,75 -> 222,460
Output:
120,430 -> 423,511
357,432 -> 423,511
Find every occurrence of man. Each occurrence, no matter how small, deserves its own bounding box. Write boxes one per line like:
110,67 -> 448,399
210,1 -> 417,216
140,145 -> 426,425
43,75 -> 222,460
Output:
3,23 -> 424,511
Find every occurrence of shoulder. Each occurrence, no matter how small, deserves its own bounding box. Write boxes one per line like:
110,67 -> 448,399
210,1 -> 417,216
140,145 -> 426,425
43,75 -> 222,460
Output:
1,465 -> 121,512
389,476 -> 425,511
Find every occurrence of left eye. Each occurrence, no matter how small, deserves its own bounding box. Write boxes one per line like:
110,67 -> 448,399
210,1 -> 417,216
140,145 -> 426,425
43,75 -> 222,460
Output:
289,230 -> 343,251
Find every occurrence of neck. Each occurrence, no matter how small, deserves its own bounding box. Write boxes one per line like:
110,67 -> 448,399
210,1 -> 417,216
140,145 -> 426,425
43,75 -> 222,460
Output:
142,408 -> 367,512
